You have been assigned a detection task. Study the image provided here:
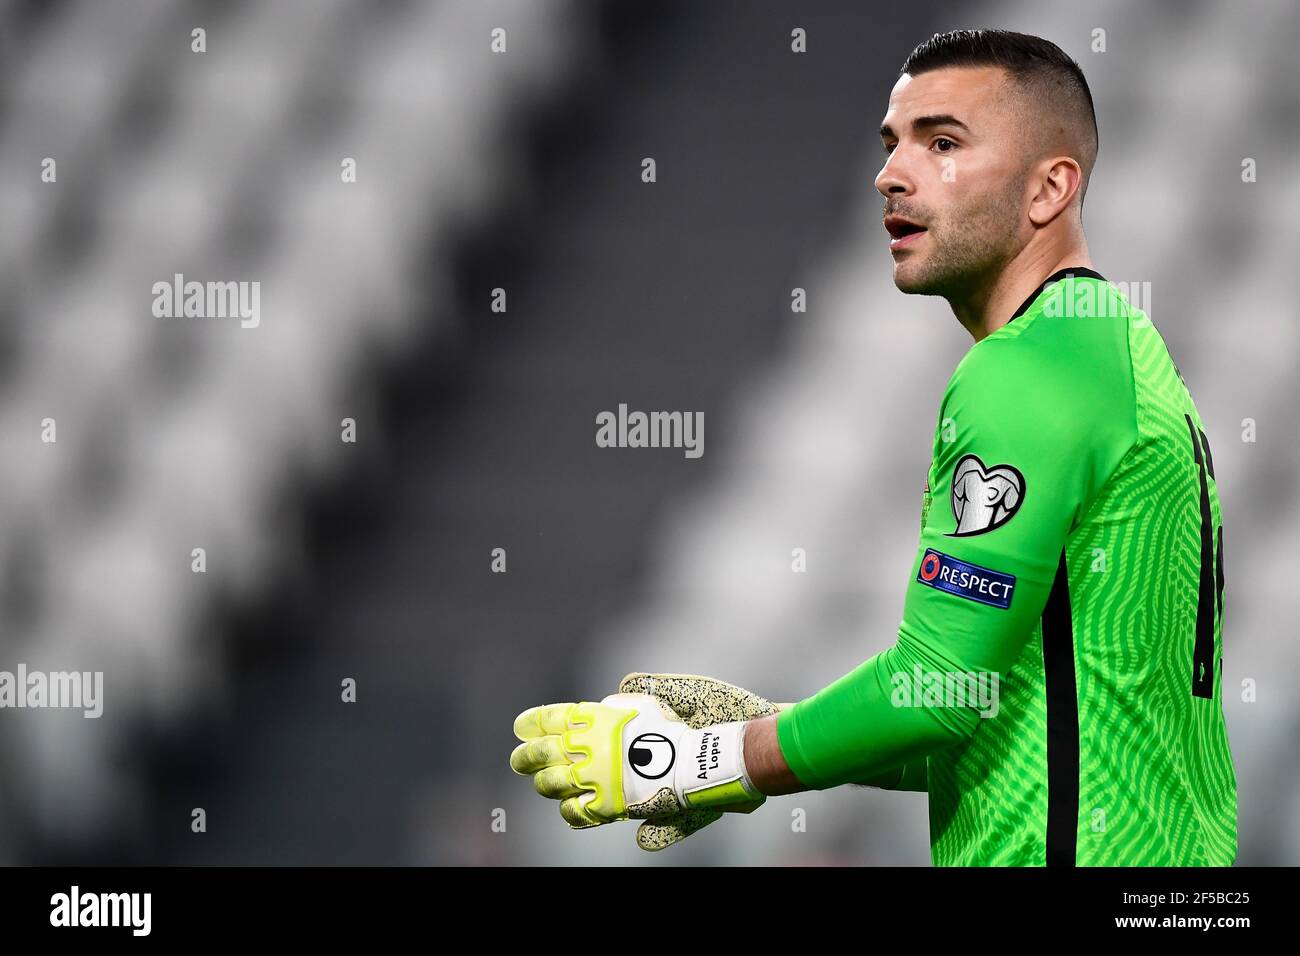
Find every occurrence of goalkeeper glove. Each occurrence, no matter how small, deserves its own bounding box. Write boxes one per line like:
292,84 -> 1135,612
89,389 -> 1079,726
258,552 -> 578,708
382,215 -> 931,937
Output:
617,672 -> 789,850
510,689 -> 766,844
510,673 -> 785,851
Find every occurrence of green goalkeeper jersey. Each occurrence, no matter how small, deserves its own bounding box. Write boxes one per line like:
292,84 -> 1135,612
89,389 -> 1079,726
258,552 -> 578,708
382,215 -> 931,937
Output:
777,268 -> 1238,866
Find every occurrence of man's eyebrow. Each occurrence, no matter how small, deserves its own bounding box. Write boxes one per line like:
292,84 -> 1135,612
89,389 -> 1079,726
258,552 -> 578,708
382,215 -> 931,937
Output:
879,114 -> 972,139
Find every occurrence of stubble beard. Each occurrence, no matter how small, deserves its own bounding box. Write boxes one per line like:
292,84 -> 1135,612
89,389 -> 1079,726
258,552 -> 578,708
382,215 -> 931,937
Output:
892,178 -> 1025,299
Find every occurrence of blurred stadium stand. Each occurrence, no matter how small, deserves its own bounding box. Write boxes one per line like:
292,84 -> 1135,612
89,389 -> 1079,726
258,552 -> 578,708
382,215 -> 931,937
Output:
0,0 -> 1296,865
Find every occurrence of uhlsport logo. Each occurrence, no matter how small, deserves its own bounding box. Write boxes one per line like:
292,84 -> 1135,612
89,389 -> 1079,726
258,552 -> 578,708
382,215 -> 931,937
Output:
628,733 -> 674,779
918,548 -> 1016,609
950,454 -> 1025,535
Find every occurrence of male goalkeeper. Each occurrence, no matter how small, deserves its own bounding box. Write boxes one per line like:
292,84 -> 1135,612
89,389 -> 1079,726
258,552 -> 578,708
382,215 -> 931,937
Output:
510,29 -> 1238,866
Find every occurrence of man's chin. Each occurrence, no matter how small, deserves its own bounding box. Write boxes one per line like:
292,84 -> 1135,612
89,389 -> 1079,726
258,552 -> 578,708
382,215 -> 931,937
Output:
891,260 -> 941,295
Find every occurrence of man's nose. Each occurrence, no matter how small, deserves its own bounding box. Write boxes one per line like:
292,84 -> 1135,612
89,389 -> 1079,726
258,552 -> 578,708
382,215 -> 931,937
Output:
875,153 -> 913,199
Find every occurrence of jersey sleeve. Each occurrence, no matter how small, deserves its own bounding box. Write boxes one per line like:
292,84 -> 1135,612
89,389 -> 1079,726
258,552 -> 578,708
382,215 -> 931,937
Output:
850,756 -> 929,792
776,324 -> 1135,790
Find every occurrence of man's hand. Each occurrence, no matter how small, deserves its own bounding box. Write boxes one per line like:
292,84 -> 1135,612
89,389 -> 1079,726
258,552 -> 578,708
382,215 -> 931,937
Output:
616,673 -> 789,850
510,673 -> 785,851
510,684 -> 771,848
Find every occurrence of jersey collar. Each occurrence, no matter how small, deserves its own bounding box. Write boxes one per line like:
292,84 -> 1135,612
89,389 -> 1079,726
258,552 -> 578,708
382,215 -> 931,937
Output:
1009,266 -> 1107,323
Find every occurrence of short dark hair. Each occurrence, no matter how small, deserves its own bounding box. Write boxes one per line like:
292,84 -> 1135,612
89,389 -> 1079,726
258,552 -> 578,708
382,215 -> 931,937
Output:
901,30 -> 1098,198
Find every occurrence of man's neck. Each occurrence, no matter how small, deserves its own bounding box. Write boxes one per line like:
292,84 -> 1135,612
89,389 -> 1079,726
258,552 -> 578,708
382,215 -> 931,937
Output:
950,244 -> 1094,342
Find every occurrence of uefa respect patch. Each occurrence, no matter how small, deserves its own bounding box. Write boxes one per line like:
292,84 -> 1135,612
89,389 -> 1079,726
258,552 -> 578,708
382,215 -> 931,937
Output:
916,548 -> 1016,609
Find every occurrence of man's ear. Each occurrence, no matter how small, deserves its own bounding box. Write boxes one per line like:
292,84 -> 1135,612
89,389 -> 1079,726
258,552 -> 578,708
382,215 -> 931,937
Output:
1028,156 -> 1083,226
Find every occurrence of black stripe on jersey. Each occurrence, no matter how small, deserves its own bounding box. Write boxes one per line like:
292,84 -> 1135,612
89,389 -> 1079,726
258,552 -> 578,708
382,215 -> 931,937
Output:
1008,266 -> 1107,323
1042,550 -> 1080,867
1216,525 -> 1225,634
1186,415 -> 1217,699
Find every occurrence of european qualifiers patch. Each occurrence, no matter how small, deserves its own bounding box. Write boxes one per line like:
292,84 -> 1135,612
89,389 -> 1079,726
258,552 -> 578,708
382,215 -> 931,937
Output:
949,454 -> 1025,536
917,548 -> 1017,609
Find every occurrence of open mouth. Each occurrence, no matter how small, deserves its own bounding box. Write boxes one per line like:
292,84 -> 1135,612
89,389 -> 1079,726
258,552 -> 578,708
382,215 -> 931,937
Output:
884,215 -> 927,250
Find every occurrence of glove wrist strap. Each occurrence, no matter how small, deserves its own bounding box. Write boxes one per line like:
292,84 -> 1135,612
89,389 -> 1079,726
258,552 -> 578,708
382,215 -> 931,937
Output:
675,721 -> 763,811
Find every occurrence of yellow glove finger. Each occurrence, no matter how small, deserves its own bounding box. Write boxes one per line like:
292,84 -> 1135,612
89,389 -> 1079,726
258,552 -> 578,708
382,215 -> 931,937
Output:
513,702 -> 577,740
559,796 -> 601,829
533,764 -> 586,800
509,735 -> 571,775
